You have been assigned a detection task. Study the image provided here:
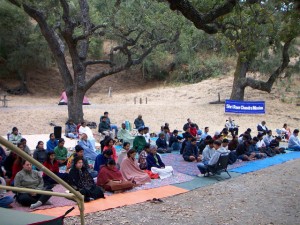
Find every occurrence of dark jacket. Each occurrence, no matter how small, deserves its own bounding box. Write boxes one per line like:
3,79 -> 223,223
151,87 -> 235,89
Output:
236,143 -> 249,156
169,135 -> 182,147
33,148 -> 47,164
156,138 -> 167,149
183,142 -> 199,160
146,153 -> 165,170
98,121 -> 110,133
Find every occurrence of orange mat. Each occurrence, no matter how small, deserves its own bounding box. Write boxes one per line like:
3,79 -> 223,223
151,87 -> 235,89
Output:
33,185 -> 188,217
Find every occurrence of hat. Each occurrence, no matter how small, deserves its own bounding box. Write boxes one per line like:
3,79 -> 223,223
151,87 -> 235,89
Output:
75,145 -> 84,152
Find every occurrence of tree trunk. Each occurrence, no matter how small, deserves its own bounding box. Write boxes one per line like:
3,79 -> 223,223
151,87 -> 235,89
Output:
230,54 -> 249,101
66,89 -> 85,124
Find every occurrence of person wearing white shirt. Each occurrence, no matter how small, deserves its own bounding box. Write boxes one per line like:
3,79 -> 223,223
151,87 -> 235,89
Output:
79,121 -> 96,150
263,130 -> 274,147
288,129 -> 300,151
225,117 -> 239,136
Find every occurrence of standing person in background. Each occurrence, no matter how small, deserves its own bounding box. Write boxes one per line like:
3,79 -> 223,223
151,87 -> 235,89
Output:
134,114 -> 145,129
46,133 -> 58,152
8,127 -> 22,145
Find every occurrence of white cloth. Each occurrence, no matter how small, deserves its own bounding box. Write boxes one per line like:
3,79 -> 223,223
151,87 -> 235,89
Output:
79,126 -> 94,139
256,139 -> 266,148
151,166 -> 173,179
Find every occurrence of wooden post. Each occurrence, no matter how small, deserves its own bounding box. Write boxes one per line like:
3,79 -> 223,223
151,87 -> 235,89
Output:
218,92 -> 220,102
140,98 -> 142,104
146,97 -> 147,104
108,87 -> 112,97
134,97 -> 137,104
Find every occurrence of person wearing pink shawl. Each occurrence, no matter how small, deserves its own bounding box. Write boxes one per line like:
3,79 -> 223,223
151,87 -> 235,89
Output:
120,149 -> 151,185
97,159 -> 134,192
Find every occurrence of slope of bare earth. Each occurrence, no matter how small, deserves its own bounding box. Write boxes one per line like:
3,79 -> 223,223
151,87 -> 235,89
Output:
0,67 -> 299,136
65,159 -> 300,225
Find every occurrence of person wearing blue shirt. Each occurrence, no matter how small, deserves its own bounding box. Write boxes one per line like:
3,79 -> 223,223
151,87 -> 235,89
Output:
94,150 -> 113,172
78,133 -> 98,161
46,133 -> 58,151
288,129 -> 300,151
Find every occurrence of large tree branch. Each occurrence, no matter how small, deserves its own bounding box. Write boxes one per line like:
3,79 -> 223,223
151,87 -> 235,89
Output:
7,0 -> 73,88
74,24 -> 106,42
84,38 -> 167,91
242,39 -> 293,92
84,60 -> 113,67
166,0 -> 237,34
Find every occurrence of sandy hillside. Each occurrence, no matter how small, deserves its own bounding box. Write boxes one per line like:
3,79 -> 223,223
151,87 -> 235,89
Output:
0,71 -> 300,138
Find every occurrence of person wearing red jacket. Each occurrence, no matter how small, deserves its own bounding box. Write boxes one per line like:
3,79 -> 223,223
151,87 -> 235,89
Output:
43,151 -> 69,186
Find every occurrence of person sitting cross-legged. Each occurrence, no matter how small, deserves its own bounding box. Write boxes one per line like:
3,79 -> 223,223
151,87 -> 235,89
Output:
0,176 -> 13,208
78,133 -> 98,161
134,114 -> 145,129
54,138 -> 68,166
197,140 -> 229,176
236,140 -> 255,161
146,145 -> 173,179
94,149 -> 113,173
69,156 -> 104,202
96,159 -> 134,192
65,119 -> 79,139
33,141 -> 47,164
169,129 -> 183,151
14,160 -> 53,209
98,116 -> 114,139
43,151 -> 69,186
8,127 -> 22,145
138,143 -> 150,170
248,137 -> 267,159
46,133 -> 58,152
263,130 -> 274,147
117,142 -> 131,169
269,136 -> 286,154
183,137 -> 202,162
288,129 -> 300,151
117,123 -> 135,146
133,127 -> 147,153
225,117 -> 239,136
156,133 -> 172,153
120,149 -> 151,185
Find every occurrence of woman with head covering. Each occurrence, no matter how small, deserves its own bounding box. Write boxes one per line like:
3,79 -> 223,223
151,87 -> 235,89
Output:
97,159 -> 134,192
69,156 -> 104,202
120,149 -> 151,185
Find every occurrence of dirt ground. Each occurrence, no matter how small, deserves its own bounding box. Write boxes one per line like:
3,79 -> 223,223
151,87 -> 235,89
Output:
0,70 -> 300,225
65,159 -> 300,225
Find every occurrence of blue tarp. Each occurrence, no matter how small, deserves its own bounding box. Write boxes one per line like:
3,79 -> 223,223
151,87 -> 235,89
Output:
230,152 -> 300,174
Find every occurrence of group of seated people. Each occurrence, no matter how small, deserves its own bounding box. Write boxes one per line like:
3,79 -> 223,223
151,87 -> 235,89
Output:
1,116 -> 299,209
0,124 -> 176,208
